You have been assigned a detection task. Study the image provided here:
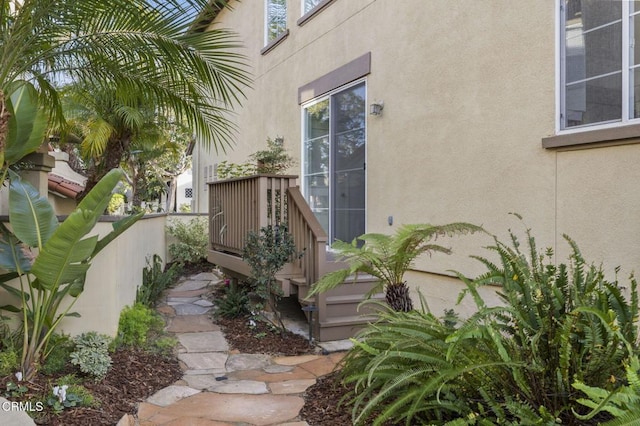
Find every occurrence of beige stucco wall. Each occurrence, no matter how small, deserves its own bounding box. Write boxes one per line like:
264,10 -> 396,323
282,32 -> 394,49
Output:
195,1 -> 640,315
58,215 -> 169,336
0,214 -> 173,338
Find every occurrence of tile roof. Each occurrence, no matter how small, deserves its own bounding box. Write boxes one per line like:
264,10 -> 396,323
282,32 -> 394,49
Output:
48,173 -> 84,199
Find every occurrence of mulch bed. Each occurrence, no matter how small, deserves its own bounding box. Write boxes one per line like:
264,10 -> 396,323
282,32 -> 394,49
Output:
216,315 -> 316,356
1,348 -> 182,425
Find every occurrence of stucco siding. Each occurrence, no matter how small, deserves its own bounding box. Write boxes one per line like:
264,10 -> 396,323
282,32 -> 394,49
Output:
195,0 -> 640,313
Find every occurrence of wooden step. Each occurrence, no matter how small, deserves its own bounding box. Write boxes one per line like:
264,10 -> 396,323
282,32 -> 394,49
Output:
325,293 -> 385,318
318,315 -> 378,341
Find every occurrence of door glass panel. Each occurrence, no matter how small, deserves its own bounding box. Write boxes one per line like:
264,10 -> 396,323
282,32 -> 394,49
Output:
303,82 -> 366,244
332,83 -> 365,243
303,100 -> 330,234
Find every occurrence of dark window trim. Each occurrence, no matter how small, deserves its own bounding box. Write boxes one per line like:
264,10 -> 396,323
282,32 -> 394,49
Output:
298,52 -> 371,104
297,0 -> 338,26
261,29 -> 290,55
542,123 -> 640,149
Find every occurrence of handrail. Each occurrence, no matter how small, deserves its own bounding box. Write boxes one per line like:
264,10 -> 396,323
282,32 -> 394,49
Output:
287,186 -> 327,285
208,174 -> 297,255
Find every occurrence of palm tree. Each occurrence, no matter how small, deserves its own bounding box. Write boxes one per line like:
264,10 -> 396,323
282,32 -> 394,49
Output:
0,0 -> 250,174
307,223 -> 483,312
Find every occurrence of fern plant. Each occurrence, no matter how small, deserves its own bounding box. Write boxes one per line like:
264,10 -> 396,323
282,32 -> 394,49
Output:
338,221 -> 639,425
308,223 -> 483,311
573,354 -> 640,424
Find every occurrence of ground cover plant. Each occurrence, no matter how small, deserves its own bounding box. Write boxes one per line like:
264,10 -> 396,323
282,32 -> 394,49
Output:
337,220 -> 640,425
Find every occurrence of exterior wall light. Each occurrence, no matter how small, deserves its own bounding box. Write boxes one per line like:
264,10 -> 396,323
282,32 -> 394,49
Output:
370,101 -> 384,116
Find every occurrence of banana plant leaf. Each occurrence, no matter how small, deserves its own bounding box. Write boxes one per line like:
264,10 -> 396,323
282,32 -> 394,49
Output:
4,81 -> 49,166
0,228 -> 32,273
8,170 -> 58,250
31,169 -> 124,289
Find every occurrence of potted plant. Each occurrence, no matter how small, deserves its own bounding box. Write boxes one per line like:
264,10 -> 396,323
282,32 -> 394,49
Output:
250,137 -> 295,174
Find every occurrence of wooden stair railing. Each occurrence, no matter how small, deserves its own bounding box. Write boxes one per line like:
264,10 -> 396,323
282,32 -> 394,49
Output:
209,174 -> 297,255
286,186 -> 328,300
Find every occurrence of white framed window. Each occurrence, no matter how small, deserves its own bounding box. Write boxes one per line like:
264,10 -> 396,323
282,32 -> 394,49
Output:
302,0 -> 322,15
559,1 -> 640,131
302,80 -> 366,244
265,0 -> 287,44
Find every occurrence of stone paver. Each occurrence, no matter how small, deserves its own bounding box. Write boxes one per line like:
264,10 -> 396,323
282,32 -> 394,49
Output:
178,331 -> 228,352
140,270 -> 352,426
269,379 -> 316,395
273,354 -> 320,366
172,279 -> 211,292
225,353 -> 271,372
173,304 -> 212,316
0,397 -> 37,426
167,315 -> 220,333
159,393 -> 305,426
229,366 -> 315,383
208,379 -> 269,394
178,352 -> 228,371
182,374 -> 226,390
167,288 -> 210,298
146,385 -> 201,407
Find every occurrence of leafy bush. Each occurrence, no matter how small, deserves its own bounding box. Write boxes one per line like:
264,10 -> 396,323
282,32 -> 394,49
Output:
216,160 -> 256,180
41,334 -> 74,375
215,284 -> 250,319
116,303 -> 164,348
0,348 -> 18,376
250,137 -> 295,174
243,225 -> 301,330
137,254 -> 182,307
167,216 -> 208,264
340,223 -> 639,425
69,332 -> 112,380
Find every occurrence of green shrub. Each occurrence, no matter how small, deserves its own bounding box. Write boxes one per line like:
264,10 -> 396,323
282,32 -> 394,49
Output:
340,222 -> 639,425
167,216 -> 208,264
0,348 -> 18,376
116,303 -> 164,348
243,225 -> 300,331
137,254 -> 182,307
215,284 -> 249,319
216,160 -> 256,180
151,336 -> 178,356
41,334 -> 73,375
69,332 -> 112,380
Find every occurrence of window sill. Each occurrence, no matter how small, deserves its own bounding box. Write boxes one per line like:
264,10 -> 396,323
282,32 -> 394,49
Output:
261,29 -> 289,55
542,123 -> 640,150
297,0 -> 337,26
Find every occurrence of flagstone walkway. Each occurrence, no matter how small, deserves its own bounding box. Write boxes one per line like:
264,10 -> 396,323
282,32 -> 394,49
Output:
119,271 -> 347,426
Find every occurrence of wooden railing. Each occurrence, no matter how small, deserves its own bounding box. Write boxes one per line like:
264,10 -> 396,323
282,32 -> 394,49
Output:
209,175 -> 297,255
287,186 -> 328,286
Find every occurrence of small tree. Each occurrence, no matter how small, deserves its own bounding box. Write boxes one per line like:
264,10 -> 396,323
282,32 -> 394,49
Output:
242,225 -> 301,331
308,223 -> 483,312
